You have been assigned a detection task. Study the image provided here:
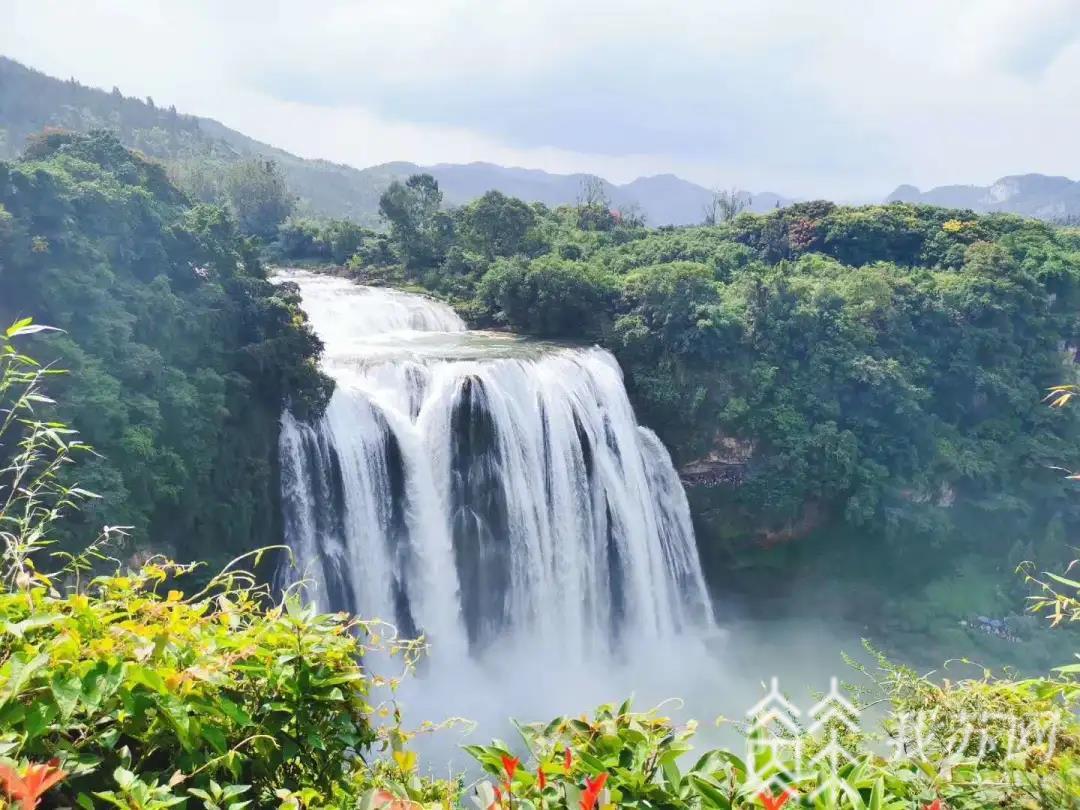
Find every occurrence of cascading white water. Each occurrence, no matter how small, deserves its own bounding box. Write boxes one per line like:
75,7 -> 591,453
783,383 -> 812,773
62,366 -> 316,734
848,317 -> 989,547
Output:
277,271 -> 718,744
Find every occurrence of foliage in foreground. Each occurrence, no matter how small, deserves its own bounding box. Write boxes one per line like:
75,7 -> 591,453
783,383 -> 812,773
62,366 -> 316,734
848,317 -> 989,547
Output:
0,559 -> 415,809
3,582 -> 1079,810
462,670 -> 1080,809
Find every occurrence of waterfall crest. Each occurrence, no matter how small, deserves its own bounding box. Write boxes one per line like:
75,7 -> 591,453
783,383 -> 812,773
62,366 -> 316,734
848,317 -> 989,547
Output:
277,270 -> 714,662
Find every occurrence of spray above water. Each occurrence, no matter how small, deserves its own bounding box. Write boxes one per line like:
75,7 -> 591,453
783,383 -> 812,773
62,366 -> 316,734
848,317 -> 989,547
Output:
276,270 -> 718,754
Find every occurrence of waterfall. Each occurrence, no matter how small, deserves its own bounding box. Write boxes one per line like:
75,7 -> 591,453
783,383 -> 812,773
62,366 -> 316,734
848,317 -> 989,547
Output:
277,270 -> 714,667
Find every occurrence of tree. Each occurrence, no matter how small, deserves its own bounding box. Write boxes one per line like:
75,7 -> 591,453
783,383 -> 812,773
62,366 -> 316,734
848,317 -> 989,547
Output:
378,173 -> 452,272
477,256 -> 617,338
576,176 -> 619,231
458,190 -> 536,258
323,219 -> 369,264
615,202 -> 647,228
577,176 -> 610,208
222,158 -> 295,238
703,186 -> 747,225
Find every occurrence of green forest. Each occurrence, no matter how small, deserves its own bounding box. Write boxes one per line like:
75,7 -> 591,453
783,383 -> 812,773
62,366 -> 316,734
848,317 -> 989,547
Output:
0,130 -> 329,569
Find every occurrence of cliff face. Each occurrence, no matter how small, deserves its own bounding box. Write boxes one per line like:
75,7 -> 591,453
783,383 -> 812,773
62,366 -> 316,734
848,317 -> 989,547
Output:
678,434 -> 827,553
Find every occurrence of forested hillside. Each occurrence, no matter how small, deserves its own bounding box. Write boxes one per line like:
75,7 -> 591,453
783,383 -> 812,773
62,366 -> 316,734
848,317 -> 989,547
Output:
0,56 -> 787,227
0,56 -> 395,225
0,131 -> 329,566
318,176 -> 1080,642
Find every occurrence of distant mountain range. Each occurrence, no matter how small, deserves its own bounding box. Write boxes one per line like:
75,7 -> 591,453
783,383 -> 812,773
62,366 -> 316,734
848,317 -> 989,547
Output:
4,56 -> 1080,227
369,162 -> 790,224
887,175 -> 1080,221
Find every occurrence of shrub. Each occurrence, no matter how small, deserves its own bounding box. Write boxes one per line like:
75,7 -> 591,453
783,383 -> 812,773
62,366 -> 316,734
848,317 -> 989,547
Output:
0,558 -> 414,808
477,256 -> 618,338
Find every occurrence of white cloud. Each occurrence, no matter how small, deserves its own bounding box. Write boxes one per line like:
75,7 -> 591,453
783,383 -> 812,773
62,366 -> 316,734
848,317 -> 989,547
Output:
3,0 -> 1080,199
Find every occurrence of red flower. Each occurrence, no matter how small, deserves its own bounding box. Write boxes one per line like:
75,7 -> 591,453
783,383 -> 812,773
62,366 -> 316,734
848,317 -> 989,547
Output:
371,790 -> 423,810
538,767 -> 547,790
501,754 -> 520,781
924,802 -> 944,810
492,784 -> 503,809
563,748 -> 572,772
372,789 -> 397,807
580,773 -> 608,810
0,760 -> 67,809
758,789 -> 795,810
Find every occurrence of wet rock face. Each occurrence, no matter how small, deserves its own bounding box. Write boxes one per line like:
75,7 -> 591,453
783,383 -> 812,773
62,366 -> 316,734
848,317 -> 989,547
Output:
754,501 -> 826,548
449,375 -> 512,653
679,429 -> 828,559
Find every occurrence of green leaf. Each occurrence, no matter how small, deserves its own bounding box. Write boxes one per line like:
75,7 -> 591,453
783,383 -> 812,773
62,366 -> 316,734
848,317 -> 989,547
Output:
128,665 -> 169,694
869,776 -> 884,810
216,697 -> 252,727
22,700 -> 57,741
81,661 -> 126,711
661,758 -> 681,788
202,724 -> 228,754
0,652 -> 50,705
577,751 -> 609,772
688,774 -> 732,809
1044,571 -> 1080,589
113,767 -> 136,791
221,784 -> 250,799
3,613 -> 62,638
840,778 -> 867,810
6,317 -> 33,337
51,673 -> 82,720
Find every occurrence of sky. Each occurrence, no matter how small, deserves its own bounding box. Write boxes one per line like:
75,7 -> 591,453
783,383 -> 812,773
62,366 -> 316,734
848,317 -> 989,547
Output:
4,0 -> 1080,200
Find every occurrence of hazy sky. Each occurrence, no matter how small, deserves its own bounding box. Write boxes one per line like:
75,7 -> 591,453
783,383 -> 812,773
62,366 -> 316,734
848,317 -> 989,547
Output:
4,0 -> 1080,199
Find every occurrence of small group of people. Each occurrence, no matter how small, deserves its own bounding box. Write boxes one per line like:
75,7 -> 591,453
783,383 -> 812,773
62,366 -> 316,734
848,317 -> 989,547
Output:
961,615 -> 1021,643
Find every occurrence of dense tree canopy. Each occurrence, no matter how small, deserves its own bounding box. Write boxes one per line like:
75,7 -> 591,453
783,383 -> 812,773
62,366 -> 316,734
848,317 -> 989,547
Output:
0,131 -> 329,566
312,176 -> 1080,614
183,157 -> 296,239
